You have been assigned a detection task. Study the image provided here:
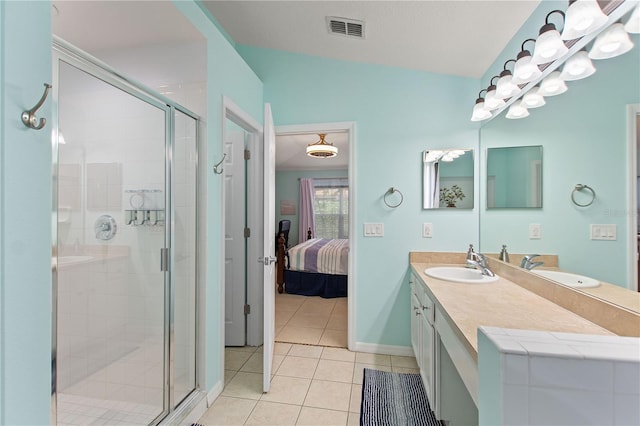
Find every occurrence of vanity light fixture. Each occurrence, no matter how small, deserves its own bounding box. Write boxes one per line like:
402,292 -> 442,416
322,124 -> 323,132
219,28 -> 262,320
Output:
538,71 -> 568,96
589,22 -> 635,59
484,76 -> 506,111
531,10 -> 569,65
496,59 -> 521,99
505,100 -> 530,119
561,0 -> 608,40
625,2 -> 640,33
559,50 -> 596,80
470,90 -> 492,122
522,87 -> 546,108
306,133 -> 338,158
512,39 -> 542,84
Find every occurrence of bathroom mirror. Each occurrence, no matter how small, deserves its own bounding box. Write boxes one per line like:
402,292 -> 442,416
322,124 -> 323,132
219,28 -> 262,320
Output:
479,23 -> 640,313
423,149 -> 474,209
486,146 -> 542,209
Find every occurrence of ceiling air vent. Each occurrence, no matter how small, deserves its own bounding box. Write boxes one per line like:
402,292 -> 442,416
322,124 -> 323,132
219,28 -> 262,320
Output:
327,17 -> 365,39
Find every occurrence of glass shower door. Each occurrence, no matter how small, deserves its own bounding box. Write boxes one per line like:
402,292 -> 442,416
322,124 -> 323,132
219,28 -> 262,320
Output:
172,109 -> 198,407
56,59 -> 169,424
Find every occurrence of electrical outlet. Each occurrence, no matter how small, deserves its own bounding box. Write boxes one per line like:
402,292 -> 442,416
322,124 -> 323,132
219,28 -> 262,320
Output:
423,223 -> 433,238
529,223 -> 542,239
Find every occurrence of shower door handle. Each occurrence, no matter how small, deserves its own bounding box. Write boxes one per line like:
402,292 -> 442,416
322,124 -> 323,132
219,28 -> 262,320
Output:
161,248 -> 169,271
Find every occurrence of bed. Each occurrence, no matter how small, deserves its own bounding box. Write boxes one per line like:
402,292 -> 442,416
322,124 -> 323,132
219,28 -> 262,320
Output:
276,230 -> 348,298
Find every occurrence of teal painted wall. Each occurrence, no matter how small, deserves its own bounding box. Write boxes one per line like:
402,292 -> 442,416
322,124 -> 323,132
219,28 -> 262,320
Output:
0,1 -> 52,423
238,45 -> 479,346
275,169 -> 348,245
479,1 -> 640,288
173,2 -> 264,391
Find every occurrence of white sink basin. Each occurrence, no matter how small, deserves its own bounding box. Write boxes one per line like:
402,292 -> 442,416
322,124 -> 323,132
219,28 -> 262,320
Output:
58,255 -> 93,265
531,270 -> 600,288
424,266 -> 499,284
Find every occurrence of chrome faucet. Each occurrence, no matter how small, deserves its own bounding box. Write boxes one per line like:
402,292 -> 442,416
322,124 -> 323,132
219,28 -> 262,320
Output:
466,258 -> 496,277
466,244 -> 487,267
465,244 -> 495,276
520,254 -> 544,270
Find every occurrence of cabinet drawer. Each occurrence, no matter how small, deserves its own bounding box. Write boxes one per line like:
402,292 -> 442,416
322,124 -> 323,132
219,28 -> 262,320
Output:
415,282 -> 435,325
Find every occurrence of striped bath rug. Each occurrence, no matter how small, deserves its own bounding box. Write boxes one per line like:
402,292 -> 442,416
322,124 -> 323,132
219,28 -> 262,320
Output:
360,368 -> 444,426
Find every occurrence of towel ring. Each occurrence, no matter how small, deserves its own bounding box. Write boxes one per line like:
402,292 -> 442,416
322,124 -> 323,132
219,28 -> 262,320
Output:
571,184 -> 596,207
384,187 -> 403,208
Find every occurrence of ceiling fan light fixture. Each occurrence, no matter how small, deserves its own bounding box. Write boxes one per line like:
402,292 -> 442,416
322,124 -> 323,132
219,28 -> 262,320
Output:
561,0 -> 608,40
306,133 -> 338,158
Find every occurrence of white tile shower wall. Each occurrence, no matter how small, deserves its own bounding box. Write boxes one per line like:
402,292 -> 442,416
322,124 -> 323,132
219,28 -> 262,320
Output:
478,327 -> 640,426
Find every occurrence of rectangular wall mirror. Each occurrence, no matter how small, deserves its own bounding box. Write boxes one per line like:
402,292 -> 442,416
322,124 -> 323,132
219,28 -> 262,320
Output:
423,149 -> 474,209
486,146 -> 542,209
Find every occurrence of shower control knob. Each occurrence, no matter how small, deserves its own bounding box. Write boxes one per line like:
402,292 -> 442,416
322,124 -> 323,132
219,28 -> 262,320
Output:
94,215 -> 117,240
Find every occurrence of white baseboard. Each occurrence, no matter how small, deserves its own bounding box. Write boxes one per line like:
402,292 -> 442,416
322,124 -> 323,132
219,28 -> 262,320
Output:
353,342 -> 414,357
206,381 -> 224,406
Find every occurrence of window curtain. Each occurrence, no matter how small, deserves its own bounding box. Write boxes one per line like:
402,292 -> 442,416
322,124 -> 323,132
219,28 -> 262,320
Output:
423,152 -> 440,209
299,178 -> 315,241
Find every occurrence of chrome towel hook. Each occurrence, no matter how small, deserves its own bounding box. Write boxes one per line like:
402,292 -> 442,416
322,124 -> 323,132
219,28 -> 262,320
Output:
213,153 -> 227,175
384,187 -> 403,208
571,184 -> 596,207
21,83 -> 51,130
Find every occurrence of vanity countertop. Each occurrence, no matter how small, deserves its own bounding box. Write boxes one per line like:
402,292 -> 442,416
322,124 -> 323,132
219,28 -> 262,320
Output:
410,261 -> 613,362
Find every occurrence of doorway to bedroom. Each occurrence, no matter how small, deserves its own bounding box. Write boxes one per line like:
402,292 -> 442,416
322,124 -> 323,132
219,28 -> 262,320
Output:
273,124 -> 353,349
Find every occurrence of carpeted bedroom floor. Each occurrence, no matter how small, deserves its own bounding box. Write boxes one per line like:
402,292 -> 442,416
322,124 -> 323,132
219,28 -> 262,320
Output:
275,292 -> 348,348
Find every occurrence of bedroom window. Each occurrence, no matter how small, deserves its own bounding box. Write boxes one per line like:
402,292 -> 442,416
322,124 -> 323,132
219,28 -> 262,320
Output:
313,178 -> 349,239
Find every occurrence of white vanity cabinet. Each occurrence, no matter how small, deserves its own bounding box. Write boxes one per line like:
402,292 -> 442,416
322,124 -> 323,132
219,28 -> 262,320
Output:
409,274 -> 436,409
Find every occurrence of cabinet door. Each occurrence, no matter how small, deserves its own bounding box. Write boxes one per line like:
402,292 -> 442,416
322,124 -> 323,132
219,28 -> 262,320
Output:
421,314 -> 436,405
411,292 -> 422,364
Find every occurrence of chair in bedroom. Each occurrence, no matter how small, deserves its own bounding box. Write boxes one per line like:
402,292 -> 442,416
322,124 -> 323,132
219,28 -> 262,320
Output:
276,220 -> 291,268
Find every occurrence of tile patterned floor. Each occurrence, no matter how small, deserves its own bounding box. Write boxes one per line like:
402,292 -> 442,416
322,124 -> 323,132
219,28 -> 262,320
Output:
198,344 -> 419,425
275,293 -> 347,348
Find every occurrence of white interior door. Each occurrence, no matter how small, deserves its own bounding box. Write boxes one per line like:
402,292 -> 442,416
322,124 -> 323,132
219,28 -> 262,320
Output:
225,127 -> 247,346
262,104 -> 276,392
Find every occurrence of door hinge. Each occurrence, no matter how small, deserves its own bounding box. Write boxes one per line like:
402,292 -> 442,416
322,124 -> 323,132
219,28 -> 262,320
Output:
244,304 -> 251,315
244,149 -> 251,160
244,227 -> 250,238
160,248 -> 169,272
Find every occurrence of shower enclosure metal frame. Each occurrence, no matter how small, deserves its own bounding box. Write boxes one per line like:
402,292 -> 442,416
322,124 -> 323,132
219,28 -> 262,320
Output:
50,38 -> 202,425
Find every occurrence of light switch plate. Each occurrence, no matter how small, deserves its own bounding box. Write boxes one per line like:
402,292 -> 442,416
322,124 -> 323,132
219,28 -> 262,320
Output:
423,223 -> 433,238
590,224 -> 616,240
529,223 -> 542,239
364,223 -> 384,237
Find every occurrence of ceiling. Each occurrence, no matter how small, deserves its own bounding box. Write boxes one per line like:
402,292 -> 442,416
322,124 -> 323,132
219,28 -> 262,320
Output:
52,0 -> 542,171
202,0 -> 541,78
